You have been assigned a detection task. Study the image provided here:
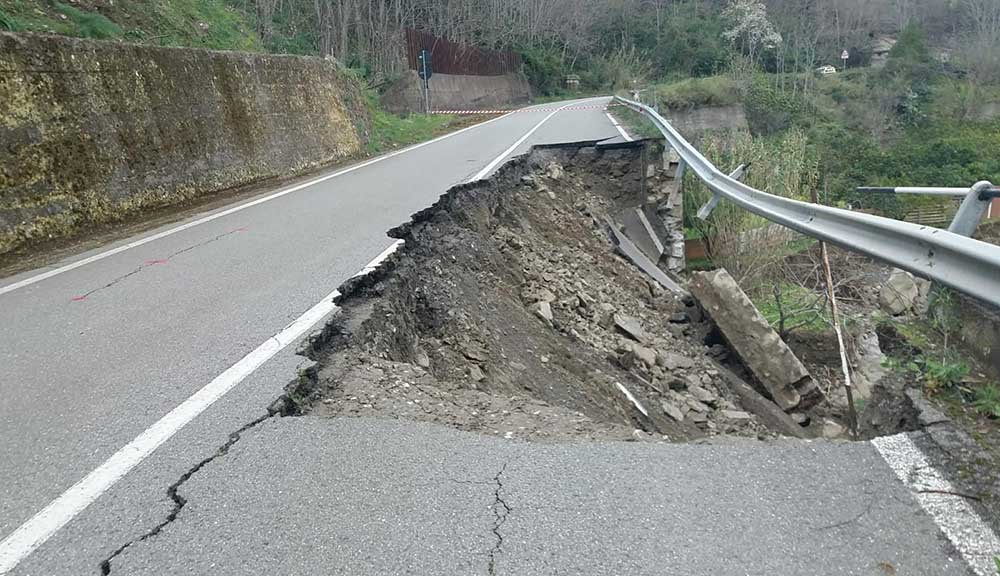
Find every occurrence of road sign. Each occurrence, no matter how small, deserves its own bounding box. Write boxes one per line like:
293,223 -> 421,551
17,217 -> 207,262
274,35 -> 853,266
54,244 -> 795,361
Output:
841,50 -> 849,60
417,49 -> 433,80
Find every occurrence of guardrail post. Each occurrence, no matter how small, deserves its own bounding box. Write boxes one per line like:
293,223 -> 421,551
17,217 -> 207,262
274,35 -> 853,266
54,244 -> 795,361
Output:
948,181 -> 994,237
697,164 -> 748,220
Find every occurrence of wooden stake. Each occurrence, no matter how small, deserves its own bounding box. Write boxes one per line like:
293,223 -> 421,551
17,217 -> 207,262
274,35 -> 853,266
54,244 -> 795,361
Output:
812,190 -> 859,437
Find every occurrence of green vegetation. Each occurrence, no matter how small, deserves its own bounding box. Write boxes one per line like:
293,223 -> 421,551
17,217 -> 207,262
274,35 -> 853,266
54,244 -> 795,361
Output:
363,91 -> 455,156
53,2 -> 120,39
754,282 -> 829,337
0,0 -> 258,49
656,76 -> 738,108
974,384 -> 1000,419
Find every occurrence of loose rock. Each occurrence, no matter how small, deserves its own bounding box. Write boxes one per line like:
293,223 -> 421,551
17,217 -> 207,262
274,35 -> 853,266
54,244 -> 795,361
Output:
533,301 -> 554,323
661,400 -> 685,422
656,351 -> 693,370
879,269 -> 919,316
613,313 -> 648,343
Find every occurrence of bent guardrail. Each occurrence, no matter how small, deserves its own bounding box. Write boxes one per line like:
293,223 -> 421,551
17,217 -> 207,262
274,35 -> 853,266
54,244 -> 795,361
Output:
614,96 -> 1000,308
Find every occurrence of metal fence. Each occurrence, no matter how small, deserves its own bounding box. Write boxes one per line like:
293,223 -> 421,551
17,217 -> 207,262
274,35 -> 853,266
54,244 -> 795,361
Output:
614,95 -> 1000,308
404,28 -> 520,76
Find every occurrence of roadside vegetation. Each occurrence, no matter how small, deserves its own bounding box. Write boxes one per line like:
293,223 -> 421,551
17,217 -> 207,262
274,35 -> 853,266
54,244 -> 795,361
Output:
0,0 -> 257,49
361,90 -> 457,155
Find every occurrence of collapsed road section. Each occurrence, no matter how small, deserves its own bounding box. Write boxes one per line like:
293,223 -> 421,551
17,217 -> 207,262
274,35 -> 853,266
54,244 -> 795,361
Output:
287,140 -> 836,442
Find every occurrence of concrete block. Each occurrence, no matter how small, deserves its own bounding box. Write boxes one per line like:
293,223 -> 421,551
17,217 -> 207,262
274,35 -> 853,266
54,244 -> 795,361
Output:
690,269 -> 823,411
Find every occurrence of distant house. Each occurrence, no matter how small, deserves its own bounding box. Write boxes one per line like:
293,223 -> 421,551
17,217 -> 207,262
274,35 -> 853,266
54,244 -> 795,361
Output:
871,36 -> 896,68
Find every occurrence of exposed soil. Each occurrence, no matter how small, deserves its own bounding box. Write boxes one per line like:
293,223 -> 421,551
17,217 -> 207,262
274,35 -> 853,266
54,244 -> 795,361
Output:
290,142 -> 787,442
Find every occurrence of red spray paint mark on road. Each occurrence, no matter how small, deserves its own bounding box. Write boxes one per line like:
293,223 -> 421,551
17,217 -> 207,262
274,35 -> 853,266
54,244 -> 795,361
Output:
230,227 -> 249,233
71,295 -> 87,302
143,259 -> 169,265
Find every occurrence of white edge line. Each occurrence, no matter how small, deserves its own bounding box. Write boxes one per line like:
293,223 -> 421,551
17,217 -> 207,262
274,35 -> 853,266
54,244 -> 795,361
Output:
0,110 -> 516,298
470,102 -> 570,181
0,238 -> 402,574
0,98 -> 581,572
605,111 -> 633,142
872,433 -> 1000,575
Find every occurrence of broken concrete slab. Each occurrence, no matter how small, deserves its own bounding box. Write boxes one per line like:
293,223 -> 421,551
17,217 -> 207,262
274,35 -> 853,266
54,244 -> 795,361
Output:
711,362 -> 811,439
690,269 -> 823,412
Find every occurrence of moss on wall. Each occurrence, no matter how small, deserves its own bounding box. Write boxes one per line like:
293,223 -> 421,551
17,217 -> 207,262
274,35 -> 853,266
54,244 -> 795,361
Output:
0,32 -> 369,255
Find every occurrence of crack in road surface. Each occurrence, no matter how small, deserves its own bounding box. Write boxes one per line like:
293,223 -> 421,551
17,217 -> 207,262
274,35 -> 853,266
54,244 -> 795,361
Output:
98,410 -> 275,574
72,228 -> 247,302
488,463 -> 511,576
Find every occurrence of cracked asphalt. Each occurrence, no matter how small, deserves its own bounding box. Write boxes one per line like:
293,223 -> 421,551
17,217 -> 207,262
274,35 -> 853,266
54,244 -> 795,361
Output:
107,418 -> 972,576
0,97 -> 989,575
0,99 -> 621,575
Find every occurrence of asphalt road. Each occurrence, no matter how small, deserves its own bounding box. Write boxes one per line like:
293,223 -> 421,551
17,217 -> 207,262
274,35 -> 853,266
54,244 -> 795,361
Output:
0,97 -> 621,575
111,417 -> 971,576
0,96 -> 993,576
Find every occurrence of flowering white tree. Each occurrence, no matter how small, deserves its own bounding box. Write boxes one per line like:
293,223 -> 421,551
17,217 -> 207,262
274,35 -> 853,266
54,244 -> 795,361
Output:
722,0 -> 783,76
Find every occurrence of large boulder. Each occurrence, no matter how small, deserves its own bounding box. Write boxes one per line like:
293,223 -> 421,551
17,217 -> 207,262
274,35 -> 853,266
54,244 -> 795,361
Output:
879,269 -> 919,316
690,269 -> 823,411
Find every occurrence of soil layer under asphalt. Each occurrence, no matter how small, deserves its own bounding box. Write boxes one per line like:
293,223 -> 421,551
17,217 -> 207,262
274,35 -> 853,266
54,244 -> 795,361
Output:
289,141 -> 817,442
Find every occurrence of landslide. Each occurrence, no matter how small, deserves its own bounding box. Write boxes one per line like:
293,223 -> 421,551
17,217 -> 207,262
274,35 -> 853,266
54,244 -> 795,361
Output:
288,142 -> 784,442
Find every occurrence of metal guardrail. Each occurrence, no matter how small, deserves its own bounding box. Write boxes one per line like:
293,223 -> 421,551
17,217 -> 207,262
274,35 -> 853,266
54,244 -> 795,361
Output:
614,95 -> 1000,308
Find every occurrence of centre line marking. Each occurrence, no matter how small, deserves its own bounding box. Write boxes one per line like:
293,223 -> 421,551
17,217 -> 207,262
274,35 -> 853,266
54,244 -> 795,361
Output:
0,98 -> 580,573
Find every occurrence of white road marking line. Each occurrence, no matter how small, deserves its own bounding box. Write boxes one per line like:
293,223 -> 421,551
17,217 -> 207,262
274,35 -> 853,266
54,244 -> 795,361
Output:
0,239 -> 401,575
471,99 -> 588,181
605,111 -> 633,142
872,433 -> 1000,575
0,111 -> 517,298
0,102 -> 584,572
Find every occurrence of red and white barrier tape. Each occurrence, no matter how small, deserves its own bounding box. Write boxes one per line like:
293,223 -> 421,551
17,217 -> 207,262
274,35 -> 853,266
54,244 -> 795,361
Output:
430,102 -> 621,115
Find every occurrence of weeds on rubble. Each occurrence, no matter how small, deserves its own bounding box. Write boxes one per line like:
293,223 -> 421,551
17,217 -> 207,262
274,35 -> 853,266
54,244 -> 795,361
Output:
974,384 -> 1000,419
921,357 -> 971,393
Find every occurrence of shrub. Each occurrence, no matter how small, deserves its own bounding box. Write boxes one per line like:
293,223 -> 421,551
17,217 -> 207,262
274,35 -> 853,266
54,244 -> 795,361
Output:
743,76 -> 814,135
973,384 -> 1000,419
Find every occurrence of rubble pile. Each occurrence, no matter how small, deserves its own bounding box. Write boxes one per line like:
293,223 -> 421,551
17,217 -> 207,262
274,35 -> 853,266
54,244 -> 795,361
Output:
292,143 -> 793,442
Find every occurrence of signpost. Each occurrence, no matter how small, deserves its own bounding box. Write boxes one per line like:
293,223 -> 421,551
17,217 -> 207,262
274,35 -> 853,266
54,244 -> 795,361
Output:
840,49 -> 849,70
417,48 -> 432,113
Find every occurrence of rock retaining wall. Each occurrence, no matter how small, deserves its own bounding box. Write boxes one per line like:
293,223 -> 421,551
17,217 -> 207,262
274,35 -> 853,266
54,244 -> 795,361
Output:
0,32 -> 369,256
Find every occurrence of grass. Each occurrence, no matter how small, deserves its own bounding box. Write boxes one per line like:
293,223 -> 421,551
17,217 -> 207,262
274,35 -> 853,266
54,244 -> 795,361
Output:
0,0 -> 258,50
364,92 -> 456,155
54,2 -> 121,39
655,76 -> 739,109
974,383 -> 1000,419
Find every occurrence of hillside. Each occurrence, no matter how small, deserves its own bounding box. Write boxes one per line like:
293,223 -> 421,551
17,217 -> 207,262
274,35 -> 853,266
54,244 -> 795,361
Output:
0,0 -> 259,50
